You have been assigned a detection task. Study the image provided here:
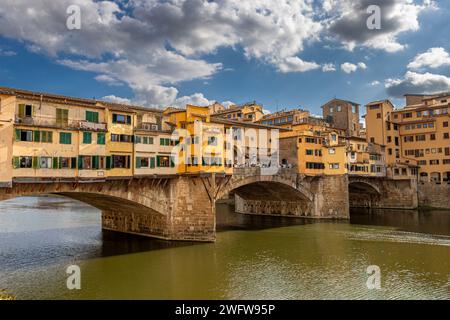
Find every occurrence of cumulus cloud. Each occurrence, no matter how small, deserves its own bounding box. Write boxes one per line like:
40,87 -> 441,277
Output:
102,95 -> 132,105
0,0 -> 327,107
324,0 -> 437,52
369,80 -> 381,86
341,62 -> 367,73
385,71 -> 450,97
322,63 -> 336,72
407,47 -> 450,70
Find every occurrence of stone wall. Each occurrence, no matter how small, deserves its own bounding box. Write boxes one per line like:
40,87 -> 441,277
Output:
418,182 -> 450,209
235,194 -> 313,217
310,175 -> 350,218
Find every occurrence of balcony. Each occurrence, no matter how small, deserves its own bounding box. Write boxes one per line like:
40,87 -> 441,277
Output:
15,116 -> 107,131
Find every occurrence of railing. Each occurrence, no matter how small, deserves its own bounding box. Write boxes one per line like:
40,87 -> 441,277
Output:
15,116 -> 107,131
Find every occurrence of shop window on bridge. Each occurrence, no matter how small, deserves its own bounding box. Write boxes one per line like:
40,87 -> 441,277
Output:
112,114 -> 132,125
15,129 -> 33,142
58,157 -> 77,169
97,133 -> 105,145
83,132 -> 92,144
59,132 -> 72,145
112,155 -> 130,169
39,157 -> 53,169
12,156 -> 32,168
306,162 -> 324,170
430,172 -> 441,183
156,155 -> 173,168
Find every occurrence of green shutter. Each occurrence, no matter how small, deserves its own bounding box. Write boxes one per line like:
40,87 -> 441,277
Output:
160,138 -> 164,146
93,112 -> 99,123
15,129 -> 21,141
97,133 -> 105,145
136,157 -> 141,169
78,156 -> 83,169
92,156 -> 99,170
13,156 -> 19,169
83,132 -> 91,144
34,130 -> 40,142
53,157 -> 58,169
59,157 -> 63,169
32,156 -> 38,169
150,157 -> 155,168
106,156 -> 112,169
71,157 -> 77,169
48,132 -> 53,143
18,104 -> 25,118
156,156 -> 160,167
170,156 -> 175,168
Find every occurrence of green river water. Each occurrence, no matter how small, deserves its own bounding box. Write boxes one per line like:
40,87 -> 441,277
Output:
0,196 -> 449,300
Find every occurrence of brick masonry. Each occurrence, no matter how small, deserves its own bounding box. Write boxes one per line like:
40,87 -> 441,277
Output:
418,182 -> 450,209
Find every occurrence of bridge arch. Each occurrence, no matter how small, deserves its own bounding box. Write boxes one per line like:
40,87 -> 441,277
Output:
348,178 -> 382,209
217,174 -> 314,202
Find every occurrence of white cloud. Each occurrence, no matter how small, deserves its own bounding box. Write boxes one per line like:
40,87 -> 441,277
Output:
322,63 -> 336,72
0,0 -> 326,107
385,71 -> 450,97
341,62 -> 367,73
102,95 -> 132,105
324,0 -> 437,53
407,47 -> 450,70
357,62 -> 367,70
369,80 -> 381,86
222,101 -> 235,108
0,48 -> 16,56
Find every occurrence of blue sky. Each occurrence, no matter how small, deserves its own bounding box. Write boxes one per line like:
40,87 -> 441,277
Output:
1,0 -> 449,116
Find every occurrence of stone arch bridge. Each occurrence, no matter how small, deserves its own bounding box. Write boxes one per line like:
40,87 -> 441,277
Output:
0,169 -> 417,242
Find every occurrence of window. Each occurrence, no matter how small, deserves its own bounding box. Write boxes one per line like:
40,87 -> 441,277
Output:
388,148 -> 392,155
208,136 -> 218,146
160,138 -> 170,146
15,129 -> 33,142
141,137 -> 153,144
444,121 -> 449,128
306,149 -> 314,155
86,111 -> 99,123
39,157 -> 52,169
97,133 -> 105,145
17,156 -> 33,168
430,134 -> 436,141
329,163 -> 339,169
370,137 -> 375,143
287,116 -> 293,122
41,131 -> 53,143
83,132 -> 92,144
402,112 -> 412,118
112,155 -> 130,168
445,148 -> 450,156
59,132 -> 72,144
111,134 -> 133,142
157,155 -> 172,167
417,111 -> 422,117
17,104 -> 33,118
387,136 -> 392,143
404,136 -> 414,142
329,107 -> 334,113
56,109 -> 69,127
331,134 -> 337,142
430,160 -> 440,165
376,113 -> 381,119
416,135 -> 426,141
337,106 -> 342,112
136,157 -> 150,168
417,160 -> 426,165
306,162 -> 325,170
329,148 -> 336,155
59,157 -> 73,169
112,114 -> 131,125
444,133 -> 450,140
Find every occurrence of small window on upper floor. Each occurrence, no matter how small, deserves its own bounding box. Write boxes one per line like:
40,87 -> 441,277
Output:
112,113 -> 131,125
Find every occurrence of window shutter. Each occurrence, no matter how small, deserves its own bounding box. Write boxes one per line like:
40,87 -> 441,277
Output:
71,157 -> 77,169
150,157 -> 155,168
170,156 -> 175,168
92,156 -> 99,169
48,132 -> 53,143
59,157 -> 63,169
160,138 -> 164,145
127,115 -> 131,125
32,156 -> 38,169
13,156 -> 19,169
53,157 -> 58,169
32,105 -> 36,116
18,104 -> 25,118
156,156 -> 160,167
106,156 -> 112,169
112,114 -> 117,123
34,130 -> 40,142
136,157 -> 141,169
15,129 -> 21,141
78,156 -> 83,169
94,112 -> 99,123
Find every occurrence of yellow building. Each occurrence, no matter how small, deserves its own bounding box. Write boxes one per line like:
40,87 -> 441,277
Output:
256,108 -> 310,129
211,101 -> 264,122
346,137 -> 386,177
365,94 -> 448,182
